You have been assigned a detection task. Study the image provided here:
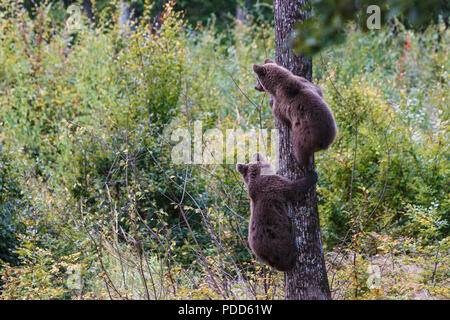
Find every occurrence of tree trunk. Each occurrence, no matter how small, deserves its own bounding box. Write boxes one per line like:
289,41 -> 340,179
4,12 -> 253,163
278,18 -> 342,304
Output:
236,0 -> 252,23
82,0 -> 95,24
273,0 -> 331,300
118,1 -> 130,26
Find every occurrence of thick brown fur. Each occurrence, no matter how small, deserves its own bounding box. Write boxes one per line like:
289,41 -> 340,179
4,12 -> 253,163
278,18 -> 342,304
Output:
236,153 -> 318,271
253,58 -> 337,168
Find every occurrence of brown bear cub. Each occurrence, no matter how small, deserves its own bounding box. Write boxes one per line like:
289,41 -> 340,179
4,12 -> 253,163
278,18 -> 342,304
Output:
236,153 -> 318,271
253,58 -> 337,168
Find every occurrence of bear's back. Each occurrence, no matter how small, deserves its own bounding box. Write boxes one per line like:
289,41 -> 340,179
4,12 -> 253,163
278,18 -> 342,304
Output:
248,197 -> 296,271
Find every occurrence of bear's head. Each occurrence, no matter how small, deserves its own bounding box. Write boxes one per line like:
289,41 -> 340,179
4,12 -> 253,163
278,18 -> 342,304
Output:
236,152 -> 275,185
254,58 -> 274,92
253,59 -> 299,97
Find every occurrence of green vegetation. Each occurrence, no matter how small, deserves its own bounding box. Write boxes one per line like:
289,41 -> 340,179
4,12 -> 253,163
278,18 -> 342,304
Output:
0,1 -> 448,299
293,0 -> 449,55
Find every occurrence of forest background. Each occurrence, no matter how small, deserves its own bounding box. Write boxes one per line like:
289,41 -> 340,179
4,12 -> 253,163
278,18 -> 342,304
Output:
0,0 -> 448,299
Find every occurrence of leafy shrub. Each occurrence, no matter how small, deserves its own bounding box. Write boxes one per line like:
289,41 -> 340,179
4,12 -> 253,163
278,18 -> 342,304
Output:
0,145 -> 22,266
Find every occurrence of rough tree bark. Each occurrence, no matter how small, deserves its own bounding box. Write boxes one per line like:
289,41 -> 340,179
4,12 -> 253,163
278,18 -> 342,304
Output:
273,0 -> 331,300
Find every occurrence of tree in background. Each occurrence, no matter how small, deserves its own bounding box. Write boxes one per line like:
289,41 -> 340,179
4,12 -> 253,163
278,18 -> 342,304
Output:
21,0 -> 274,31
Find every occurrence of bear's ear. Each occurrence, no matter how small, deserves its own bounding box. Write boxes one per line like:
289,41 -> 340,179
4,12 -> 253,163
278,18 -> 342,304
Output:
253,64 -> 266,76
284,78 -> 300,96
236,163 -> 248,176
264,58 -> 274,64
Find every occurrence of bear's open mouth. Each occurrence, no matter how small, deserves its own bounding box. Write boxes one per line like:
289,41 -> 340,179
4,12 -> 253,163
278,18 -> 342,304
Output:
254,79 -> 265,92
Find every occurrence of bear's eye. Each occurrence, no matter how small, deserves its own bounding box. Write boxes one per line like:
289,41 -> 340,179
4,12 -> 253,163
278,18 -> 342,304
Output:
258,67 -> 266,77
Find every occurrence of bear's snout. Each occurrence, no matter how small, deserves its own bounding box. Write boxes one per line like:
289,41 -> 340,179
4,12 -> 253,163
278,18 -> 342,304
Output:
254,79 -> 264,91
236,163 -> 248,175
